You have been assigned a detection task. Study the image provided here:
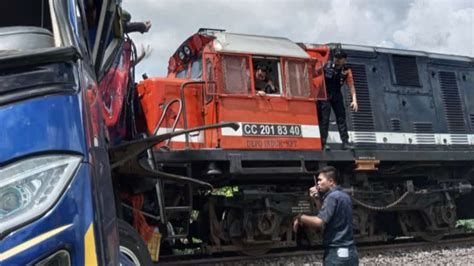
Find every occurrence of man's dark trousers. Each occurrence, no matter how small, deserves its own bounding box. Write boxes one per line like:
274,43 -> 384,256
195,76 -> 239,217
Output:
317,91 -> 349,144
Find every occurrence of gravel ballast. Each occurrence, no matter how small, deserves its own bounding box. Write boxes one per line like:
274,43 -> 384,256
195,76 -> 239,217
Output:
211,243 -> 474,265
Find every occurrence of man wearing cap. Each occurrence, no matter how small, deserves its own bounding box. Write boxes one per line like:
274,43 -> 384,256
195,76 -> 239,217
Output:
318,47 -> 358,150
293,166 -> 359,265
255,64 -> 276,96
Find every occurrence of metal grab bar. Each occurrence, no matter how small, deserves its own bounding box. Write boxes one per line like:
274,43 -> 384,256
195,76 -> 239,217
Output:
153,98 -> 183,146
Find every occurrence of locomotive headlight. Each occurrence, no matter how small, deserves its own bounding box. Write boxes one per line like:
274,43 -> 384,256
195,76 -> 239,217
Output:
183,45 -> 191,56
178,51 -> 185,60
0,155 -> 82,234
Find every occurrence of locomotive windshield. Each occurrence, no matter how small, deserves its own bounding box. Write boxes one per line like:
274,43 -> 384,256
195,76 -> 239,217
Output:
190,57 -> 203,79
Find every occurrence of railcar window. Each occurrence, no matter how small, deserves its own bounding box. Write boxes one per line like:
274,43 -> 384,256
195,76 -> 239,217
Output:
285,60 -> 311,98
222,55 -> 251,94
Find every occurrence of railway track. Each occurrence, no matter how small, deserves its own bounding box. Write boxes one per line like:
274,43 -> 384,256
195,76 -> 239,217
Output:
156,234 -> 474,265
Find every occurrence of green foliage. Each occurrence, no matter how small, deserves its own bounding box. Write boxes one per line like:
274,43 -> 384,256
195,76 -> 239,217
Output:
456,219 -> 474,230
192,237 -> 202,244
211,186 -> 239,197
191,210 -> 199,221
172,248 -> 195,255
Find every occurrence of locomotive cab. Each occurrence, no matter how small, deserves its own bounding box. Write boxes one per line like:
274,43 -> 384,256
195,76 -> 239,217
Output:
137,29 -> 326,151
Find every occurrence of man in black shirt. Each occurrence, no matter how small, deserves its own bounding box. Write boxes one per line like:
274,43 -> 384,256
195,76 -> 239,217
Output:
293,166 -> 359,266
318,47 -> 358,150
255,65 -> 276,96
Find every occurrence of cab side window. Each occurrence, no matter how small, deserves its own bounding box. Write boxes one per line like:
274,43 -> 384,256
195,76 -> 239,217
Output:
252,58 -> 281,95
285,60 -> 311,98
222,55 -> 251,94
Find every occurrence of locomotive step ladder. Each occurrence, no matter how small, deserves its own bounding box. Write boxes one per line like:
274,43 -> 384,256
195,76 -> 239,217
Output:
147,148 -> 193,239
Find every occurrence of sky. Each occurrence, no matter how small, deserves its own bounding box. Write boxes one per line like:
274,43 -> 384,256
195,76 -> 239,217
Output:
123,0 -> 474,78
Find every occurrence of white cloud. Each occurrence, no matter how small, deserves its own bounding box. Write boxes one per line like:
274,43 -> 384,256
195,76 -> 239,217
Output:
123,0 -> 473,77
393,0 -> 473,56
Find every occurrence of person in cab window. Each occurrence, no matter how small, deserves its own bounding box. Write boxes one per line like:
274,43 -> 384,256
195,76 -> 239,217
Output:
255,65 -> 276,96
293,166 -> 359,266
318,47 -> 358,150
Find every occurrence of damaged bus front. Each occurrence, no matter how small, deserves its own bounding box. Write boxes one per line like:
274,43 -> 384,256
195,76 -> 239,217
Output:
0,0 -> 121,264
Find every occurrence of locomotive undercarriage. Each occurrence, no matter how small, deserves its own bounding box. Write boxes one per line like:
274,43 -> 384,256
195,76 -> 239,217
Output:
201,186 -> 308,255
196,180 -> 470,254
117,150 -> 474,255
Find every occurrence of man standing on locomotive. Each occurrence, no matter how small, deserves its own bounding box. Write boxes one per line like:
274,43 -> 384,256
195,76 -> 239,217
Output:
318,46 -> 358,150
293,166 -> 359,265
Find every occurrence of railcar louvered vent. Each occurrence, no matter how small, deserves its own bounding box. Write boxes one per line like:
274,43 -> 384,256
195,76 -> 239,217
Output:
414,122 -> 435,145
439,71 -> 469,145
346,50 -> 376,59
414,122 -> 434,133
439,71 -> 467,134
470,114 -> 474,130
391,119 -> 401,132
392,55 -> 421,87
347,63 -> 376,147
431,59 -> 471,68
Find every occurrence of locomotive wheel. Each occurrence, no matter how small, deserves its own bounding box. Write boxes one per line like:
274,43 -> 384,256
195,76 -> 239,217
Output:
225,208 -> 272,256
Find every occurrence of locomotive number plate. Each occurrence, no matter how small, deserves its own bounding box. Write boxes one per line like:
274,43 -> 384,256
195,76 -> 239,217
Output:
242,123 -> 302,137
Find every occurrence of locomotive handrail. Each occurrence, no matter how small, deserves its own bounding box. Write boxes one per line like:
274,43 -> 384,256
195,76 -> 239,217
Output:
153,98 -> 183,146
109,122 -> 240,168
180,80 -> 206,149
